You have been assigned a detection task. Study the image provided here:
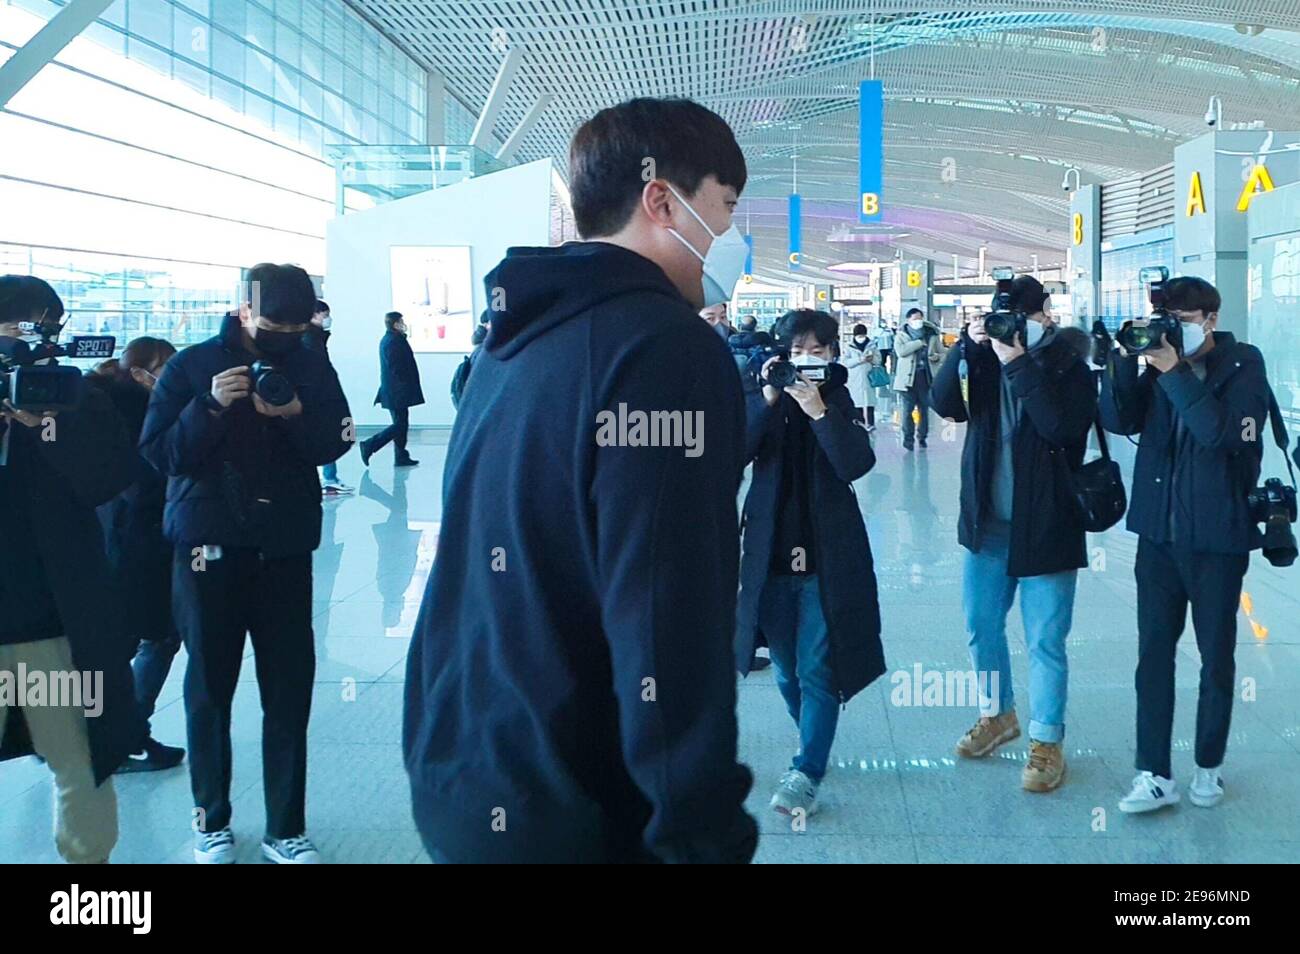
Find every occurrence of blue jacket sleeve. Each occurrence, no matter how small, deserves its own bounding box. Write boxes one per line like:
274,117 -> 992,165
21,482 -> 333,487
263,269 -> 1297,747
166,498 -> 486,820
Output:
591,329 -> 757,864
1004,349 -> 1096,447
276,359 -> 354,466
139,355 -> 231,476
1098,352 -> 1154,436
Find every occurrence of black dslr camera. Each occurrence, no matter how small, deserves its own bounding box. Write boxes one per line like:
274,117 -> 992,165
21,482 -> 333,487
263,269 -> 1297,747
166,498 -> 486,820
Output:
1116,266 -> 1181,355
982,267 -> 1026,345
748,344 -> 798,389
1248,477 -> 1298,567
251,360 -> 295,407
0,313 -> 114,412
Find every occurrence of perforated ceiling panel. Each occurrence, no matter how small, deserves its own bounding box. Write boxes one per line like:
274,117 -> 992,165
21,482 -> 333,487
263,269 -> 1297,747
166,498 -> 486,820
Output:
349,1 -> 1300,280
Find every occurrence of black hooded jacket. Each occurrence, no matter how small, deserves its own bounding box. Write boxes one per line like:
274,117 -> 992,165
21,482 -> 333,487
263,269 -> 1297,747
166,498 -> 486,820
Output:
402,241 -> 757,863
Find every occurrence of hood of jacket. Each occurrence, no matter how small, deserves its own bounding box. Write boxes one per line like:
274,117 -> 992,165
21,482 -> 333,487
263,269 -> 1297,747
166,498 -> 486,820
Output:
481,242 -> 684,360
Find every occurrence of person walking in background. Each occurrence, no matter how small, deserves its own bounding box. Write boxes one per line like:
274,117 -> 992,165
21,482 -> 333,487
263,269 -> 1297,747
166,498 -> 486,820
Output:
842,322 -> 881,431
874,319 -> 895,375
306,300 -> 354,495
360,311 -> 423,468
893,308 -> 943,450
88,337 -> 187,774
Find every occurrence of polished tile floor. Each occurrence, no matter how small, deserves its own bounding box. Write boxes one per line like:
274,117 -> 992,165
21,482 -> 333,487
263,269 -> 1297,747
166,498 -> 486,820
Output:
3,398 -> 1298,863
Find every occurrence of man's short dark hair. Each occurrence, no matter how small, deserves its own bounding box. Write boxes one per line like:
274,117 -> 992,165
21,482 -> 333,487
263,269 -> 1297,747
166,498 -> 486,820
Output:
315,299 -> 330,315
244,263 -> 315,325
905,308 -> 924,320
569,97 -> 747,238
0,275 -> 64,325
1008,275 -> 1048,315
774,309 -> 838,348
1165,276 -> 1221,315
385,311 -> 403,329
852,323 -> 868,335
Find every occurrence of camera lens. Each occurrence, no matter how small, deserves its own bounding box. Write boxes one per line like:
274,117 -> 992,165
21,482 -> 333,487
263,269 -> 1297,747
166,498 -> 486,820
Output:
766,359 -> 797,390
1117,323 -> 1156,353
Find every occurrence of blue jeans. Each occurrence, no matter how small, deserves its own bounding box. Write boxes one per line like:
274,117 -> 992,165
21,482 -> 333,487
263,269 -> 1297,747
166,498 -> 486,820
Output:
758,574 -> 838,782
321,461 -> 338,483
962,522 -> 1076,743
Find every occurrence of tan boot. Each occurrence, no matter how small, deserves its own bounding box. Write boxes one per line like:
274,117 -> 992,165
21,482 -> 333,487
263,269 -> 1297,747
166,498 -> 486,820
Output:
1022,740 -> 1067,792
955,710 -> 1021,758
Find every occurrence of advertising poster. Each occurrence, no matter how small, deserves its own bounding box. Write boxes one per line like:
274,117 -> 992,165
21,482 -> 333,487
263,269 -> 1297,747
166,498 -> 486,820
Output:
389,245 -> 474,352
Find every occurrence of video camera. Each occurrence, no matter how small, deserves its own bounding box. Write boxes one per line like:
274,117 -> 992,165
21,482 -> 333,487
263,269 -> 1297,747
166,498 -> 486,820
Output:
1116,266 -> 1181,355
982,267 -> 1026,345
0,314 -> 114,412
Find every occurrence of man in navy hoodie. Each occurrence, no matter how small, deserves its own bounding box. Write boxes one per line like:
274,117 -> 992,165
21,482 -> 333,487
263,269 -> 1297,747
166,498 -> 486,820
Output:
403,98 -> 758,863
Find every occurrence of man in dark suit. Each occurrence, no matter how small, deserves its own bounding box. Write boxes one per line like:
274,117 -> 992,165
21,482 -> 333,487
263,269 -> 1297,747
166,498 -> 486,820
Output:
360,311 -> 424,468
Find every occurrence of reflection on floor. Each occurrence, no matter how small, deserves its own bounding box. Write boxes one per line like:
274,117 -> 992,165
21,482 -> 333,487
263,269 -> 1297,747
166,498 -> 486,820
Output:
2,403 -> 1298,863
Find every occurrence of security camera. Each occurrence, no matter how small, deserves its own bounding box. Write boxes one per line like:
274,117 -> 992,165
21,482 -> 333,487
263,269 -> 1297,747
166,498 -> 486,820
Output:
1205,96 -> 1223,128
1061,167 -> 1081,192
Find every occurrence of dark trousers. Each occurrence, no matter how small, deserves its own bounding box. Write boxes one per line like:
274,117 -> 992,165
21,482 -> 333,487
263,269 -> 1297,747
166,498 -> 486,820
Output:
131,630 -> 182,742
1134,536 -> 1248,778
172,547 -> 315,838
901,375 -> 931,445
366,407 -> 410,459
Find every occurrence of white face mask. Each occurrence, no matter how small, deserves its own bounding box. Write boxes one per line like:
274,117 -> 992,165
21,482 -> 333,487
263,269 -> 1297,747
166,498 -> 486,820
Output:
319,316 -> 332,330
1180,321 -> 1207,355
664,184 -> 749,307
790,353 -> 825,367
907,318 -> 924,330
1026,320 -> 1046,348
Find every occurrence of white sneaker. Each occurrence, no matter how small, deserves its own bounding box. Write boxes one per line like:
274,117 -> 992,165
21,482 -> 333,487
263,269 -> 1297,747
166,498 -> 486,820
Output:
194,826 -> 236,864
1188,766 -> 1225,808
322,481 -> 355,495
262,834 -> 322,864
1119,771 -> 1180,814
770,769 -> 819,817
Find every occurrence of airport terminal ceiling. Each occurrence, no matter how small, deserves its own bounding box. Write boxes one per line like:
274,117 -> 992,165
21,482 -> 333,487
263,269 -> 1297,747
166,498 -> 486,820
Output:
354,0 -> 1300,283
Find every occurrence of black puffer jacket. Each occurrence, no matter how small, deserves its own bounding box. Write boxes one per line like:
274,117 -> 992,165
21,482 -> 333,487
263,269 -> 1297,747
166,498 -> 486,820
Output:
139,314 -> 352,557
930,327 -> 1096,577
1098,332 -> 1268,553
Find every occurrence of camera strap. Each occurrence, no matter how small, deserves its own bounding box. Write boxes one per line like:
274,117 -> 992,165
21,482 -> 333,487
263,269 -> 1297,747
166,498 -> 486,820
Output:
1265,386 -> 1297,492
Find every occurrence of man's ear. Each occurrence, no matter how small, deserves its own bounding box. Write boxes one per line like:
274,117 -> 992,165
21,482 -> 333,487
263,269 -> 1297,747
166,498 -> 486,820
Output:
1204,311 -> 1219,330
641,179 -> 675,229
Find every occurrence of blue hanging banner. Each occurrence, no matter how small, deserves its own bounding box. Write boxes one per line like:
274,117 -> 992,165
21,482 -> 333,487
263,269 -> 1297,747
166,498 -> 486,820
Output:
859,79 -> 883,223
788,193 -> 801,270
743,233 -> 754,280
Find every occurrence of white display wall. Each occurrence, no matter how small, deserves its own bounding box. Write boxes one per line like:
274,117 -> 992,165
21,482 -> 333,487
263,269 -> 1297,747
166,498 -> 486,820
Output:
323,158 -> 558,429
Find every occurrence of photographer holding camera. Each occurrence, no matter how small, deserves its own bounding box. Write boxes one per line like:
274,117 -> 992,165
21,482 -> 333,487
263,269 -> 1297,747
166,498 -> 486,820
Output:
931,274 -> 1095,793
1100,275 -> 1273,814
140,263 -> 352,863
0,275 -> 140,863
737,309 -> 884,817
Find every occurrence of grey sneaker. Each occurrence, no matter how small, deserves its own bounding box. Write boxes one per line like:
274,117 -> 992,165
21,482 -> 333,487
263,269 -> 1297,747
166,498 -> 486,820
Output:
1188,767 -> 1224,808
262,834 -> 321,864
770,769 -> 819,816
194,826 -> 236,864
